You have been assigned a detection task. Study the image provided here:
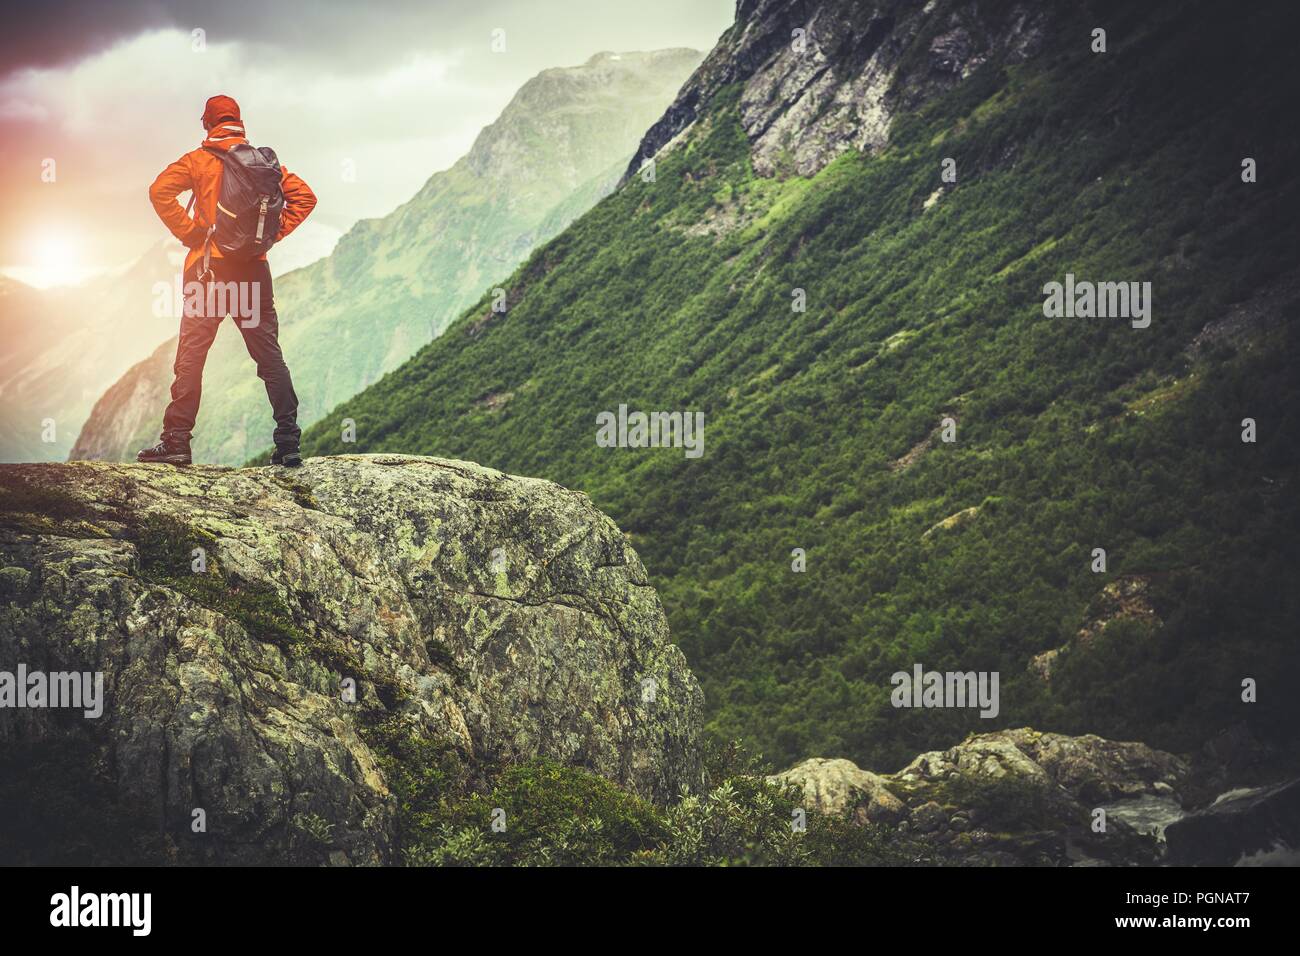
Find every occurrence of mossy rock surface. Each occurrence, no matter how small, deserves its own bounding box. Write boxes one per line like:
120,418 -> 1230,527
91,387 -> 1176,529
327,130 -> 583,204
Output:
0,456 -> 703,864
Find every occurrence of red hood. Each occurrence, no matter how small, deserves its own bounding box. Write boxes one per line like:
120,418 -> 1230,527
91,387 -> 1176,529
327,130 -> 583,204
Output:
202,120 -> 248,151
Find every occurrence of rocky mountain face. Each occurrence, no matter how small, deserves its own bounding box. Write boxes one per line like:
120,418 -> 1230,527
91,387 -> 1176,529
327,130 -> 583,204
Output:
624,0 -> 1044,182
0,456 -> 701,863
0,242 -> 183,463
70,49 -> 703,466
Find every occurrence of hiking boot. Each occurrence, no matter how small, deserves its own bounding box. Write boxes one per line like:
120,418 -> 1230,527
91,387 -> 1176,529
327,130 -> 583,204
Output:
136,439 -> 191,466
270,445 -> 303,468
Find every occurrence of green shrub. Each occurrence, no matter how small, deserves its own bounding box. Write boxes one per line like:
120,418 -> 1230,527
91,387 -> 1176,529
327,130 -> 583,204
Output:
391,736 -> 930,867
407,758 -> 667,866
938,773 -> 1064,832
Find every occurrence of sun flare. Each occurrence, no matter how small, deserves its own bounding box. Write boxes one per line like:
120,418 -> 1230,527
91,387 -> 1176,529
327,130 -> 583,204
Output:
5,229 -> 92,289
30,230 -> 84,286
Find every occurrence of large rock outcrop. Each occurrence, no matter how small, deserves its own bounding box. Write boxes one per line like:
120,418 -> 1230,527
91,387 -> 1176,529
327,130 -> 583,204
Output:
774,729 -> 1190,864
893,728 -> 1190,804
0,455 -> 703,864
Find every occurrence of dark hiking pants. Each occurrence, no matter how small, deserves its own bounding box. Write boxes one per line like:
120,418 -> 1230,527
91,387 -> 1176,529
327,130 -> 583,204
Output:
161,257 -> 300,449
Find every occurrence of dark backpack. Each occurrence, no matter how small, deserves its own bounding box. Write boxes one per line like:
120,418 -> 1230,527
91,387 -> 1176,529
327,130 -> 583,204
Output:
193,143 -> 285,262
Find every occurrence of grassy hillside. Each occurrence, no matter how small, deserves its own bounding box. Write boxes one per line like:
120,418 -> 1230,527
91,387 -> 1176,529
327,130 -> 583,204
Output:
302,0 -> 1300,771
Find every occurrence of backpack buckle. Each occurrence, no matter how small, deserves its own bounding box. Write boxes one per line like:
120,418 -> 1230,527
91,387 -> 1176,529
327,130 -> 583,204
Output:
198,224 -> 217,284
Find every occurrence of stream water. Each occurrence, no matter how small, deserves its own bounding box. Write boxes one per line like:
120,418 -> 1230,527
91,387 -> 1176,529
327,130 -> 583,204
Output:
1103,793 -> 1185,843
1102,783 -> 1300,866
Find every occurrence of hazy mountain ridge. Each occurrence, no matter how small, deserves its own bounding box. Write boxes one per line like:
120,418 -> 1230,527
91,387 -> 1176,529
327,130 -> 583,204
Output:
0,242 -> 183,462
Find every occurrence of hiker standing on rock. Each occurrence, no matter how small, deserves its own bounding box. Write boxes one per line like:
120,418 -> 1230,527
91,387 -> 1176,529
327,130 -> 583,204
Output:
138,94 -> 316,467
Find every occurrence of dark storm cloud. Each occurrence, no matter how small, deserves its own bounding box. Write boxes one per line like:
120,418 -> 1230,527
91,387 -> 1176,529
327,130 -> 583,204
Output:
0,0 -> 504,76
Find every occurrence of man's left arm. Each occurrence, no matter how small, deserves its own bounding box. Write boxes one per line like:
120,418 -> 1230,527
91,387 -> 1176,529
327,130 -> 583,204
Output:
277,167 -> 317,241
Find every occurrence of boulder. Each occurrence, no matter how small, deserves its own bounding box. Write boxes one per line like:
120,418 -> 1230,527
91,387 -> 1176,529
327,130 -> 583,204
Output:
912,801 -> 947,833
1165,778 -> 1300,866
897,729 -> 1188,803
769,756 -> 906,824
0,456 -> 703,864
1013,729 -> 1188,802
899,731 -> 1050,784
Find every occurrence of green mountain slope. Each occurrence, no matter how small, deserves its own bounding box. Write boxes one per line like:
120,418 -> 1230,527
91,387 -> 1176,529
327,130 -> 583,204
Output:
70,49 -> 703,465
301,0 -> 1300,771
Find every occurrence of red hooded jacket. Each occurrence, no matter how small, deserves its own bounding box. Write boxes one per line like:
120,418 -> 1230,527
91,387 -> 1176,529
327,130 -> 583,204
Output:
149,116 -> 317,271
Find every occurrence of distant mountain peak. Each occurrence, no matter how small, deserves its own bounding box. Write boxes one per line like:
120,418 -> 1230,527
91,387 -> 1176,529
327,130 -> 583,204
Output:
464,48 -> 704,182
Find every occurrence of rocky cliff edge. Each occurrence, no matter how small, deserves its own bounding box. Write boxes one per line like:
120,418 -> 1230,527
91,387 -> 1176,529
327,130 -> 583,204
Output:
0,455 -> 703,864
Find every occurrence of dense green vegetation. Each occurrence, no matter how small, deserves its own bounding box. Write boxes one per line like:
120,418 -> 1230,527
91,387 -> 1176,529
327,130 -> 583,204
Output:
367,725 -> 927,866
300,1 -> 1299,772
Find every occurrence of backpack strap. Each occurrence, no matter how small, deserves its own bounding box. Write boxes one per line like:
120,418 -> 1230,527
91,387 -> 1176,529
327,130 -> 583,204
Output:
184,186 -> 217,283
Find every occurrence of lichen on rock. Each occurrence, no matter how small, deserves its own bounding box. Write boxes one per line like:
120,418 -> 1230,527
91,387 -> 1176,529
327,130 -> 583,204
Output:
0,455 -> 703,864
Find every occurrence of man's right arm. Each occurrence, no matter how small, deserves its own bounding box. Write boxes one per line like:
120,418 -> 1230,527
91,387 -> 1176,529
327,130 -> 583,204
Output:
149,155 -> 208,248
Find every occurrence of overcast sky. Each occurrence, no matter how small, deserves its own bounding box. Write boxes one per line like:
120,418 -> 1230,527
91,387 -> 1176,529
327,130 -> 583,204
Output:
0,0 -> 733,287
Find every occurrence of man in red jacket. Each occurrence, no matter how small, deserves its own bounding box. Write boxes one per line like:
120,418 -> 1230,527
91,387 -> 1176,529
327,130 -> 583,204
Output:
139,94 -> 316,466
